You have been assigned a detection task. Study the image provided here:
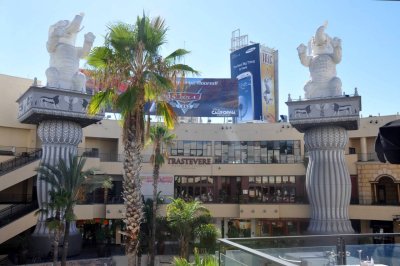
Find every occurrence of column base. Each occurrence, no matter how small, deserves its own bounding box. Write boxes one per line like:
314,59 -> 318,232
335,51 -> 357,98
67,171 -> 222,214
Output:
29,231 -> 82,258
307,219 -> 355,235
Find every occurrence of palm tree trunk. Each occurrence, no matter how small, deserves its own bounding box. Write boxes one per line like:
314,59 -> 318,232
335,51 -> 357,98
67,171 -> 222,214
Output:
123,129 -> 144,266
52,230 -> 59,266
180,235 -> 190,260
150,145 -> 160,266
61,220 -> 70,266
104,187 -> 108,204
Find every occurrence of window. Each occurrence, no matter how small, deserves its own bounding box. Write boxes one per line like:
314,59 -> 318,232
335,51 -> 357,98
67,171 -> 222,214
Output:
213,140 -> 302,164
247,175 -> 303,203
174,176 -> 215,203
169,140 -> 212,157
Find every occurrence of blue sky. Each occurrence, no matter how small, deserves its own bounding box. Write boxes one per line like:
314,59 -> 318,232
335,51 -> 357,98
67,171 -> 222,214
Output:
0,0 -> 399,117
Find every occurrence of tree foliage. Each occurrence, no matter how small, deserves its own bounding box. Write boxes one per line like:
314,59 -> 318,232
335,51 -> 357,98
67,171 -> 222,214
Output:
86,14 -> 197,263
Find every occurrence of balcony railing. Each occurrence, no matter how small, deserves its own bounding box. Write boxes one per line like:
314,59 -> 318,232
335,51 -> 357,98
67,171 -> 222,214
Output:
0,193 -> 34,203
0,148 -> 42,175
357,153 -> 380,162
0,201 -> 39,228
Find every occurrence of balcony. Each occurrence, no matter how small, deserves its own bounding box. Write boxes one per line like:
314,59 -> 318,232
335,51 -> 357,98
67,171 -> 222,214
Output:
357,153 -> 380,162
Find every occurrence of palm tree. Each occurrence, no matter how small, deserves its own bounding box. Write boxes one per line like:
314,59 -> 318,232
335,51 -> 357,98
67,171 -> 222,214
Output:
35,189 -> 68,265
86,14 -> 197,263
166,198 -> 211,260
148,124 -> 175,266
36,155 -> 94,266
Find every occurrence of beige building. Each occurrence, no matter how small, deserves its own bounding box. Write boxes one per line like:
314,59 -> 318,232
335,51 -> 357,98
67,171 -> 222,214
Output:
1,73 -> 400,250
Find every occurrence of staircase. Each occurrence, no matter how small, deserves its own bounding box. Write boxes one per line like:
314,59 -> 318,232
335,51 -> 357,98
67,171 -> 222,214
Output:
0,149 -> 41,192
0,149 -> 42,244
0,202 -> 39,244
0,149 -> 42,176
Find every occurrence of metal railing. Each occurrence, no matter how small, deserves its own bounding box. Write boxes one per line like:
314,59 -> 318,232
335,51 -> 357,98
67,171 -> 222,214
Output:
0,193 -> 34,203
0,148 -> 42,176
0,146 -> 41,156
0,201 -> 38,228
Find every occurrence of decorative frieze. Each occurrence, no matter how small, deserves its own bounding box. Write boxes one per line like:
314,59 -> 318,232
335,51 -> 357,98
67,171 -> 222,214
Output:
17,86 -> 103,127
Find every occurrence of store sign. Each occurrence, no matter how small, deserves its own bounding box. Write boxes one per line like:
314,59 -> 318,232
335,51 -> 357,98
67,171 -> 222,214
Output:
168,157 -> 212,165
140,174 -> 174,199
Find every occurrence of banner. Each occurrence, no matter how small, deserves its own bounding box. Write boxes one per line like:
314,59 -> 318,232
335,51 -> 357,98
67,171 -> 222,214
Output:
150,78 -> 238,117
230,43 -> 262,122
260,47 -> 277,123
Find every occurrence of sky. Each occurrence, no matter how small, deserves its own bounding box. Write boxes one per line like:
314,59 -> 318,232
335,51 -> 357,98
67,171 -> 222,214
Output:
0,0 -> 399,118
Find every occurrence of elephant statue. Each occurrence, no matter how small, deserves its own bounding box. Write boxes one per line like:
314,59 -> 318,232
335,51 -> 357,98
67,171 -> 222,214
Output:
297,22 -> 342,99
46,13 -> 95,92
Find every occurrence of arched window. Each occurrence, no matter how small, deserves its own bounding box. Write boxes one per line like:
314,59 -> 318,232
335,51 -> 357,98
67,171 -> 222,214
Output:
371,175 -> 399,205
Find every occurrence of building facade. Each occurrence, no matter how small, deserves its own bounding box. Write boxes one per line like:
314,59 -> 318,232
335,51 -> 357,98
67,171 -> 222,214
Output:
1,74 -> 400,250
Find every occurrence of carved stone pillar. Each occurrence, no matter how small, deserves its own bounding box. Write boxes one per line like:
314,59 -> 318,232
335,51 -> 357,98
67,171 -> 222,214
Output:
30,120 -> 83,256
305,125 -> 354,234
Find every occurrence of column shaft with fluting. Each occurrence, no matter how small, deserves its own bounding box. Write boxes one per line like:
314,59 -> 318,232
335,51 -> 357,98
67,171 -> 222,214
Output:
31,120 -> 83,256
305,125 -> 354,234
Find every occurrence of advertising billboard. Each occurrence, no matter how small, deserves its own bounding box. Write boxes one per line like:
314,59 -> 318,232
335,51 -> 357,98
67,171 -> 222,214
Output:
230,43 -> 261,122
230,43 -> 278,122
260,46 -> 278,123
151,78 -> 238,117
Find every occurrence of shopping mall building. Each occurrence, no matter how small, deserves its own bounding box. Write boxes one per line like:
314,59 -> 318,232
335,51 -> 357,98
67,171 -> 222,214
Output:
1,73 -> 400,250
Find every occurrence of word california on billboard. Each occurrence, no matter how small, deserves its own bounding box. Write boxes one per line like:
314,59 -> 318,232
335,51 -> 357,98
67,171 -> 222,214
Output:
149,78 -> 238,118
230,43 -> 278,123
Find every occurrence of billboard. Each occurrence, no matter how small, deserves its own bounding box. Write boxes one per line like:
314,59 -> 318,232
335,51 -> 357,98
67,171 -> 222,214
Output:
230,43 -> 261,122
230,43 -> 278,122
151,78 -> 238,117
260,46 -> 278,123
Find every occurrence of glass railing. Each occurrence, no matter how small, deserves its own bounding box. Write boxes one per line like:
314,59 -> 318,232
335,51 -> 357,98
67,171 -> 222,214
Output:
218,233 -> 400,265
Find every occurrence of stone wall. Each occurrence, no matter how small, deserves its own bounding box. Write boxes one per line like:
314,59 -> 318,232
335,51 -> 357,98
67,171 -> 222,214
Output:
357,162 -> 400,204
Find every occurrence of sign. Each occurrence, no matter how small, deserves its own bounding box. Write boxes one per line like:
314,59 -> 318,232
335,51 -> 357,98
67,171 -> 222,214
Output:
150,78 -> 238,117
260,46 -> 278,123
168,157 -> 212,165
140,174 -> 174,199
230,43 -> 278,122
230,43 -> 261,122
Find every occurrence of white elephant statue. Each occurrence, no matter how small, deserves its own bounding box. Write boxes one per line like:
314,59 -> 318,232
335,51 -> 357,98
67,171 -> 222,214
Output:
46,13 -> 95,92
297,22 -> 342,99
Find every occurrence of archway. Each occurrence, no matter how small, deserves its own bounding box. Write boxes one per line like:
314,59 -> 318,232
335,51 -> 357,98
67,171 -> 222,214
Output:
373,176 -> 399,205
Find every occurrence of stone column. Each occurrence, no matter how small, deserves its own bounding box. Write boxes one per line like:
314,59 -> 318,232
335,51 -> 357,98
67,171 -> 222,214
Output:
305,125 -> 354,234
30,120 -> 83,257
360,137 -> 368,162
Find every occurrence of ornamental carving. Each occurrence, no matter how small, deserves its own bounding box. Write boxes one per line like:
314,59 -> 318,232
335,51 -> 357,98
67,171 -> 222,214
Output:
304,125 -> 347,150
37,120 -> 82,145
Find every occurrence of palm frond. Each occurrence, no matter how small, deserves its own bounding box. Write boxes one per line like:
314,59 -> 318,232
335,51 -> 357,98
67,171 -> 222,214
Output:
87,88 -> 117,115
116,86 -> 140,119
165,49 -> 191,62
108,22 -> 136,55
155,101 -> 177,129
168,64 -> 199,76
87,47 -> 113,69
